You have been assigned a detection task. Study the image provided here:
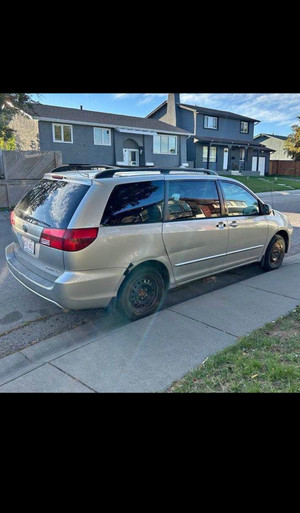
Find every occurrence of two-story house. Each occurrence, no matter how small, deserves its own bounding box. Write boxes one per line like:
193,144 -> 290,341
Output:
147,94 -> 273,175
9,103 -> 191,168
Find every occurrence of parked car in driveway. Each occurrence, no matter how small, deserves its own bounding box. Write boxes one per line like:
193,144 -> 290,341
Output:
5,166 -> 293,321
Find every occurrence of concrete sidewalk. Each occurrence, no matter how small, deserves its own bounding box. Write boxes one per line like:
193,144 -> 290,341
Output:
1,254 -> 300,393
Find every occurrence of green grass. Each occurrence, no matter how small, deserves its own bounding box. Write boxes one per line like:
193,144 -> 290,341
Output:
167,306 -> 300,393
220,175 -> 300,193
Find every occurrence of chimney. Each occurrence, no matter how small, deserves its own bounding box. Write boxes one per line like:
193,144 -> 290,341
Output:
166,93 -> 180,126
80,105 -> 83,110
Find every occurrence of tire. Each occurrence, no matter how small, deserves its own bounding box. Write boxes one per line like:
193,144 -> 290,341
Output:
117,265 -> 167,321
261,234 -> 286,271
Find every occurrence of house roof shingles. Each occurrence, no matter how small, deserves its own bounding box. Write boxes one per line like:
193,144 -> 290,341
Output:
29,103 -> 191,136
147,100 -> 260,123
254,133 -> 288,141
179,103 -> 260,123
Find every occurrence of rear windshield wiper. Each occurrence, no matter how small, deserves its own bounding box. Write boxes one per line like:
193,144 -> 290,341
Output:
24,215 -> 51,228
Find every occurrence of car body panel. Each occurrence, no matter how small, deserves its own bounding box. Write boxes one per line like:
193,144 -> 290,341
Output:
224,215 -> 269,267
11,214 -> 65,283
162,218 -> 229,283
6,242 -> 124,309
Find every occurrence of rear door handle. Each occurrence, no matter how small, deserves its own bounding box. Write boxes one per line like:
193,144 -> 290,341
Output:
230,221 -> 239,227
216,222 -> 226,229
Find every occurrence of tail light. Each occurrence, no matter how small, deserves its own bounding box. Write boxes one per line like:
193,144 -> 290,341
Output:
40,228 -> 98,252
10,210 -> 15,226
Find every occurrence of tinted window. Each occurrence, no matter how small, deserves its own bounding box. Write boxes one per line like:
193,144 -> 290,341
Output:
221,181 -> 260,217
14,179 -> 89,228
168,180 -> 221,221
101,181 -> 164,226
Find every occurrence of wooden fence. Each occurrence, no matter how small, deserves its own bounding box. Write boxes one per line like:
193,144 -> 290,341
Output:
0,150 -> 62,208
269,160 -> 300,177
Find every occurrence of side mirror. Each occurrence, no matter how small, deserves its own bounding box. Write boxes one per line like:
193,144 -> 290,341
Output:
262,203 -> 272,215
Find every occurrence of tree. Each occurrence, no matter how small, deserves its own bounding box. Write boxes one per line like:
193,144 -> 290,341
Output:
0,93 -> 38,142
0,136 -> 16,150
285,117 -> 300,160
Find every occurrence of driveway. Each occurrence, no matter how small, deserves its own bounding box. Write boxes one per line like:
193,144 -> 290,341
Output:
1,188 -> 300,359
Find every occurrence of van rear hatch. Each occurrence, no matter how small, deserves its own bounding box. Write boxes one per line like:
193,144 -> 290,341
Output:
11,179 -> 90,282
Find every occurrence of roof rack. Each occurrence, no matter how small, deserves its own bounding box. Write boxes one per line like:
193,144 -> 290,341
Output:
94,167 -> 217,179
51,164 -> 118,174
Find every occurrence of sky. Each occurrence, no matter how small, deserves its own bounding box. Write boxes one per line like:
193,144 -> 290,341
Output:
32,93 -> 300,137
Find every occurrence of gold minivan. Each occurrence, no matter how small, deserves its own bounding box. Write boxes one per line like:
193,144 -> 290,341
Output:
6,167 -> 293,320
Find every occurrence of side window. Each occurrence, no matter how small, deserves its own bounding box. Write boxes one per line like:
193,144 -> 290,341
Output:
221,181 -> 260,217
167,180 -> 221,221
101,181 -> 164,226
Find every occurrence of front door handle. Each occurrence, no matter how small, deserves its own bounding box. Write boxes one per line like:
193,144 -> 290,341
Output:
216,222 -> 226,229
230,221 -> 239,227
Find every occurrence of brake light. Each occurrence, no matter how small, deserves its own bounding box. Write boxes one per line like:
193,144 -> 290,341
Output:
40,229 -> 65,250
63,228 -> 99,251
10,210 -> 15,226
40,228 -> 98,251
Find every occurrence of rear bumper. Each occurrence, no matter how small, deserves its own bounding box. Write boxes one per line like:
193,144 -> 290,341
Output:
5,243 -> 125,310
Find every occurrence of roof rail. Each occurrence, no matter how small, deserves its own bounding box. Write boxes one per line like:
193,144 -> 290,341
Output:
51,164 -> 118,174
94,167 -> 218,178
95,167 -> 163,178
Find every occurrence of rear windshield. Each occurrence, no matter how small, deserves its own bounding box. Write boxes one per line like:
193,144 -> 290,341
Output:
14,179 -> 90,229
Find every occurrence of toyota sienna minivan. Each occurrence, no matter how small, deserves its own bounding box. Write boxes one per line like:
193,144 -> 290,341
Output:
5,166 -> 293,321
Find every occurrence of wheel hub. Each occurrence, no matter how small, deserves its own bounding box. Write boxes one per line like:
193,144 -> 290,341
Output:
271,241 -> 284,263
130,278 -> 158,310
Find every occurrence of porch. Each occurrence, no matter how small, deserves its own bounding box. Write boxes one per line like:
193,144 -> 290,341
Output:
193,138 -> 273,176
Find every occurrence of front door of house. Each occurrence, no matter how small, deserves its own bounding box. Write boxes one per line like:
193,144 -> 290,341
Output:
252,156 -> 257,172
123,149 -> 139,166
223,148 -> 229,171
258,157 -> 266,176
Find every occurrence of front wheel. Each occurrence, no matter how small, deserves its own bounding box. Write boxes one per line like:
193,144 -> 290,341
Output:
117,266 -> 167,321
261,234 -> 286,271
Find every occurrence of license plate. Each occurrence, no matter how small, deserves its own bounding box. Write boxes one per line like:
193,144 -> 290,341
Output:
22,236 -> 35,255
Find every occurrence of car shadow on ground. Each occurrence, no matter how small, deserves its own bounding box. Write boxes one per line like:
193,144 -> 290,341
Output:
162,262 -> 264,310
0,261 -> 266,359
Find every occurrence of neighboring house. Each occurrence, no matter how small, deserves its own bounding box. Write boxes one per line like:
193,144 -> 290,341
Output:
8,104 -> 190,168
147,94 -> 273,175
254,133 -> 299,176
254,133 -> 292,160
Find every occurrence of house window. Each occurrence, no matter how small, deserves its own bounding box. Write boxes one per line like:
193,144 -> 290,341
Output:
241,121 -> 249,134
52,124 -> 73,143
203,146 -> 217,163
204,116 -> 218,130
153,134 -> 177,154
94,127 -> 111,146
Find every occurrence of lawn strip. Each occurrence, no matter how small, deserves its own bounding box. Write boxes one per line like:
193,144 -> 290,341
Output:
167,306 -> 300,393
220,176 -> 300,193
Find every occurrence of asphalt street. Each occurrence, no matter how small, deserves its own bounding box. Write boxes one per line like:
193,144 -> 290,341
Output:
0,189 -> 299,359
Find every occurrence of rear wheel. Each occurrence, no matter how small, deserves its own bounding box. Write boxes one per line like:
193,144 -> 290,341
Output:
261,234 -> 286,271
117,265 -> 166,321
